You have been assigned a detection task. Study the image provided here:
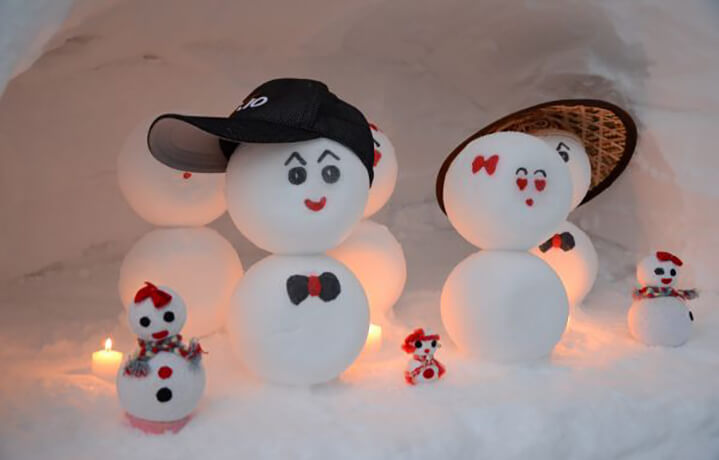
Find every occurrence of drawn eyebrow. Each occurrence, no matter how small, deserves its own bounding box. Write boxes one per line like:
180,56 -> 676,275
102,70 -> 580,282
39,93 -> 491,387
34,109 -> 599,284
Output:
516,167 -> 528,175
534,169 -> 547,177
284,152 -> 306,166
556,142 -> 570,151
317,149 -> 340,163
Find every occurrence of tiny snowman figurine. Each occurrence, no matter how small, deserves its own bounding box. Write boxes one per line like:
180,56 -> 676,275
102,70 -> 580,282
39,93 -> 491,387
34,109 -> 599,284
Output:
147,78 -> 374,385
628,251 -> 698,347
402,328 -> 445,385
117,282 -> 205,434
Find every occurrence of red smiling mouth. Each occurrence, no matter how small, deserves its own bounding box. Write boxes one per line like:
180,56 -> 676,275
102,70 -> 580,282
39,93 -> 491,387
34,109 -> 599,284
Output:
305,197 -> 327,212
152,330 -> 169,340
525,198 -> 534,207
373,149 -> 382,167
661,278 -> 672,285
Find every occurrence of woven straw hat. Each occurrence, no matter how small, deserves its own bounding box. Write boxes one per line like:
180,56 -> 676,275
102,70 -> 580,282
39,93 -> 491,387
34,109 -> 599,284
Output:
436,99 -> 637,213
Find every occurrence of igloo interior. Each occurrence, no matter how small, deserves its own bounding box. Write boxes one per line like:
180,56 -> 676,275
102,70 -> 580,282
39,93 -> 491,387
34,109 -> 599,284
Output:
1,0 -> 718,458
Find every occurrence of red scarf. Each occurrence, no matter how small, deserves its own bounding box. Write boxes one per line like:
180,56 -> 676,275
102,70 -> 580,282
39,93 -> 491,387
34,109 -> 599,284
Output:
124,334 -> 203,377
632,286 -> 698,301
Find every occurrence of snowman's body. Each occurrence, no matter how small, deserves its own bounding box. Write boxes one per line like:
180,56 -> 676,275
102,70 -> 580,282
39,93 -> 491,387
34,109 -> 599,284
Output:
438,132 -> 573,363
628,297 -> 692,347
117,351 -> 205,422
117,120 -> 242,337
406,357 -> 442,383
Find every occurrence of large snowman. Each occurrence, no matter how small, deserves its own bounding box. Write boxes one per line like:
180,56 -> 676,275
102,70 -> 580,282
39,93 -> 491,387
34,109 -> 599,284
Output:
469,100 -> 638,308
328,122 -> 406,325
117,119 -> 243,337
436,131 -> 573,362
147,78 -> 374,385
117,282 -> 205,433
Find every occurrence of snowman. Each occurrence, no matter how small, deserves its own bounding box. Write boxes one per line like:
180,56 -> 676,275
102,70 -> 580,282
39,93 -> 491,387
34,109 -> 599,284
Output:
328,122 -> 407,325
147,78 -> 373,385
117,282 -> 205,433
117,119 -> 243,337
401,328 -> 445,385
436,131 -> 573,362
628,251 -> 698,347
467,100 -> 638,308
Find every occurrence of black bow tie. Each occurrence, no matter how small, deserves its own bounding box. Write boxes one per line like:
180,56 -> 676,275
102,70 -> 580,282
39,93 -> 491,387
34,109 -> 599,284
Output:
538,231 -> 576,253
286,272 -> 341,305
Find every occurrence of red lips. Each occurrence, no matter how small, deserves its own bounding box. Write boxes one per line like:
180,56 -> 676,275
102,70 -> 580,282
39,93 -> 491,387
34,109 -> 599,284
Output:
373,149 -> 382,167
152,330 -> 169,340
661,278 -> 673,285
305,197 -> 327,211
182,172 -> 192,179
525,198 -> 534,207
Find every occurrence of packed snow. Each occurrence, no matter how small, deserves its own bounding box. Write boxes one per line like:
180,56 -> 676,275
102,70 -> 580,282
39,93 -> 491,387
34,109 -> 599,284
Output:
1,0 -> 718,459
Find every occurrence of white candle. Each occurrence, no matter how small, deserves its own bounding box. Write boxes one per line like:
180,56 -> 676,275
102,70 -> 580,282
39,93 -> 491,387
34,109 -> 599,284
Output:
92,338 -> 123,381
363,323 -> 383,353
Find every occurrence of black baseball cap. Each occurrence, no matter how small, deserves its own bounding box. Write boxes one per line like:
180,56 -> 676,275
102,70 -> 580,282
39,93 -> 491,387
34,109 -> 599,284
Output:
147,78 -> 374,184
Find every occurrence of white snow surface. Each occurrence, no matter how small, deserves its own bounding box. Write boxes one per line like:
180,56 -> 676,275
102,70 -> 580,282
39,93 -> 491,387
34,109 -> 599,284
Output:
1,0 -> 719,459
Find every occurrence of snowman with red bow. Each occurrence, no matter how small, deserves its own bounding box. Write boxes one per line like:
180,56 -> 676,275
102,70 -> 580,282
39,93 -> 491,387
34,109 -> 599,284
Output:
117,282 -> 205,433
628,251 -> 699,347
402,328 -> 445,385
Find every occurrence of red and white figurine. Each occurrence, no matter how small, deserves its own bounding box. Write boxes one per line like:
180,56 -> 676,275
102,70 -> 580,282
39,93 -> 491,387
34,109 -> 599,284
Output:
117,282 -> 205,434
628,251 -> 698,347
402,328 -> 445,385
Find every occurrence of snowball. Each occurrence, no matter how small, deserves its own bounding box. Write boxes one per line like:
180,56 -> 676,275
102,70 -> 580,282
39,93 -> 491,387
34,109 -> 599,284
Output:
628,297 -> 692,346
118,227 -> 243,337
327,220 -> 406,322
531,221 -> 598,306
440,250 -> 568,362
225,138 -> 369,254
127,284 -> 187,341
364,124 -> 398,218
227,254 -> 369,385
117,119 -> 226,226
535,130 -> 591,210
443,132 -> 572,250
117,352 -> 205,422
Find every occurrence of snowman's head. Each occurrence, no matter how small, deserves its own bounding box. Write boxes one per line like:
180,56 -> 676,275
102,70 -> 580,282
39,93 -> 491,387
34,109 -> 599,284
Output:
127,282 -> 187,341
364,123 -> 398,218
534,129 -> 591,210
117,120 -> 226,226
226,138 -> 370,254
441,132 -> 572,250
637,251 -> 684,288
402,328 -> 440,358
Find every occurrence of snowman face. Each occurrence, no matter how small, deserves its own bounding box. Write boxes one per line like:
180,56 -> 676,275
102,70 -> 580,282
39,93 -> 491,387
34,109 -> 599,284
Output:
128,286 -> 187,341
535,130 -> 591,210
364,124 -> 398,218
637,255 -> 680,287
412,338 -> 439,359
443,132 -> 572,250
226,138 -> 369,254
117,120 -> 226,226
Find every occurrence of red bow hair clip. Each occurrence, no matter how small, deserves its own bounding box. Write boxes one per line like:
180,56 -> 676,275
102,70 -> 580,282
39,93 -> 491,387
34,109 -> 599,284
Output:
134,281 -> 172,308
402,328 -> 440,354
656,251 -> 683,266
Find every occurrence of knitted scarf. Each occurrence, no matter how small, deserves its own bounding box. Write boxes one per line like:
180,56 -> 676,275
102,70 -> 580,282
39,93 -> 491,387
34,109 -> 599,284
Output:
632,286 -> 699,301
124,334 -> 203,377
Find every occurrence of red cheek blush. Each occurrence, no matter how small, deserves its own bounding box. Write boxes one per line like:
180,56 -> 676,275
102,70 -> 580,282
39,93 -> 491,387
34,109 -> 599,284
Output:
516,178 -> 528,190
534,179 -> 546,191
182,172 -> 192,180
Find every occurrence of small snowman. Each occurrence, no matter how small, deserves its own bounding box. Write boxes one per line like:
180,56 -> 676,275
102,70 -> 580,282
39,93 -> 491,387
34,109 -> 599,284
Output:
402,328 -> 445,385
147,78 -> 373,385
628,251 -> 698,347
328,122 -> 407,325
117,119 -> 243,337
117,282 -> 205,434
436,131 -> 572,362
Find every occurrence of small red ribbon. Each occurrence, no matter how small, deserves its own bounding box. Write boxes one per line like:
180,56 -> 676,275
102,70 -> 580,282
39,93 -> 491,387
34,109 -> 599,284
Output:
656,251 -> 683,266
472,154 -> 499,175
134,281 -> 172,308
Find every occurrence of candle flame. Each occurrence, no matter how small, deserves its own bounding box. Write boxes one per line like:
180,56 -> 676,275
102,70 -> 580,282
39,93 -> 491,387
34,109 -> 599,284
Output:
367,323 -> 382,340
104,338 -> 112,352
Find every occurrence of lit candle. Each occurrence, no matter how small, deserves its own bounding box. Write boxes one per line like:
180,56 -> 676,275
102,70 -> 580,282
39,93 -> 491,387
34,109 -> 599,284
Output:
92,338 -> 123,381
363,323 -> 383,353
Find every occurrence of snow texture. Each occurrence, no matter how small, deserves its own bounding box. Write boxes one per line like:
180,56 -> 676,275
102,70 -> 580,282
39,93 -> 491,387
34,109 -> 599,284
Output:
1,0 -> 719,459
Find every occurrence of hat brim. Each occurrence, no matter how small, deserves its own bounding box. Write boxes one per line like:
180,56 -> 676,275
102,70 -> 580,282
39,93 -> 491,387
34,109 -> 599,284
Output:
436,99 -> 638,213
147,114 -> 319,173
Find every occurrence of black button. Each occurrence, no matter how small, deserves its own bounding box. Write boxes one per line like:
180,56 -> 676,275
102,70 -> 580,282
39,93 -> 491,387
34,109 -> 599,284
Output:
156,387 -> 173,403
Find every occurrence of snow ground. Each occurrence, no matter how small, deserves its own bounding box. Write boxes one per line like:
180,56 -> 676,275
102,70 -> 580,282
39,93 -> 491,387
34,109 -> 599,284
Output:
1,0 -> 719,459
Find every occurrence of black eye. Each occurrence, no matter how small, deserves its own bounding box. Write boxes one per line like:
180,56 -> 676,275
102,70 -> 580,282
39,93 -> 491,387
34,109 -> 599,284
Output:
139,316 -> 151,327
670,269 -> 677,276
654,268 -> 665,275
288,166 -> 307,185
558,150 -> 569,162
414,340 -> 422,349
322,165 -> 340,184
373,138 -> 380,147
163,311 -> 175,323
431,340 -> 437,348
